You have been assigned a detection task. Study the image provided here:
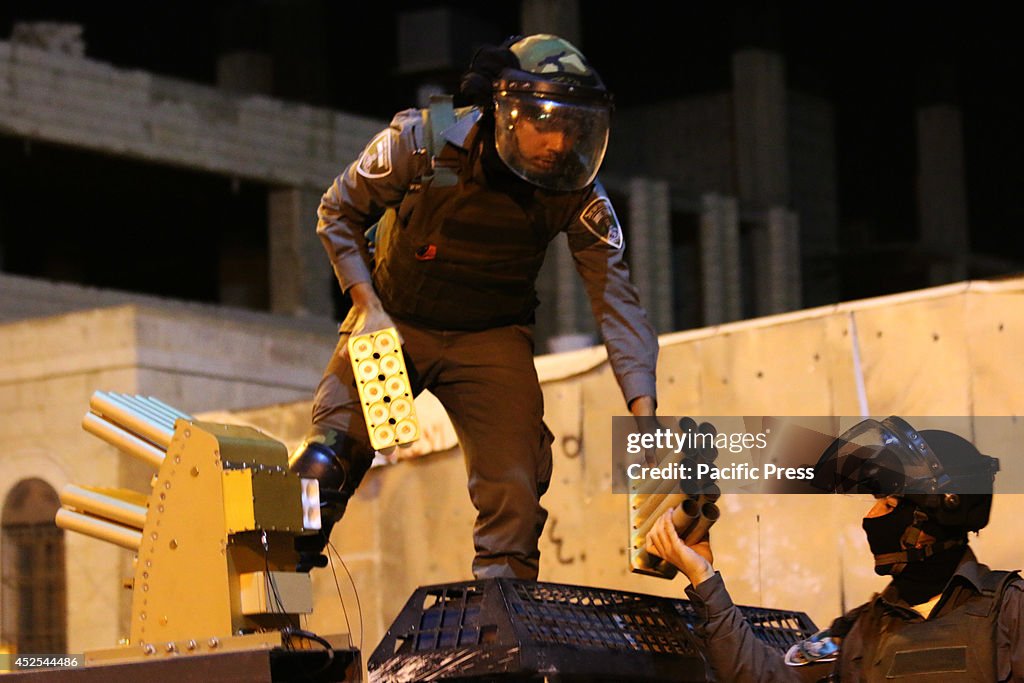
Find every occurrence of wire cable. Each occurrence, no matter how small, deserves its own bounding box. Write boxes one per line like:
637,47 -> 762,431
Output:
261,531 -> 290,649
328,541 -> 364,652
329,540 -> 358,651
282,626 -> 335,678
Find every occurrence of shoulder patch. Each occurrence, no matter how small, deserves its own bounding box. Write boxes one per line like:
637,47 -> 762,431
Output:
357,129 -> 393,179
580,197 -> 623,248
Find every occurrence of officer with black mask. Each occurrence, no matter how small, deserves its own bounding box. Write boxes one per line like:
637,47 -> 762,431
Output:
646,417 -> 1024,682
291,35 -> 658,580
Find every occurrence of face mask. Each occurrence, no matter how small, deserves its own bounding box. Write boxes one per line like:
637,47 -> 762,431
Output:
862,500 -> 965,604
862,501 -> 918,568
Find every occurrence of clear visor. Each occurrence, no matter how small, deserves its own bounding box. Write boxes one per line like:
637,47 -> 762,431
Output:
493,92 -> 610,191
812,418 -> 950,495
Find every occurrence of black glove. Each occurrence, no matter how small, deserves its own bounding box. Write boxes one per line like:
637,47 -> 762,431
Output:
456,38 -> 521,108
295,531 -> 329,572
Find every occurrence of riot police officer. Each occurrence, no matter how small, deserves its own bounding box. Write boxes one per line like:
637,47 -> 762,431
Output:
292,34 -> 658,580
647,417 -> 1024,681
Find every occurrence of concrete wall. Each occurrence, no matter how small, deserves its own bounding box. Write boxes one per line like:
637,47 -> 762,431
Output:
214,278 -> 1024,655
3,278 -> 1023,660
0,273 -> 338,330
0,304 -> 336,653
0,39 -> 383,189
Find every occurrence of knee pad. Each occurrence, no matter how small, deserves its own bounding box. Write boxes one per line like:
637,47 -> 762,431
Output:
288,439 -> 349,491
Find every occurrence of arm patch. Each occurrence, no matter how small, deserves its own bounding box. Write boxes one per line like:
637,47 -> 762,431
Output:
580,197 -> 623,248
357,129 -> 393,179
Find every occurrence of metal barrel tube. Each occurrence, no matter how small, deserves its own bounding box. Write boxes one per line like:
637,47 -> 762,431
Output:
631,452 -> 696,517
89,391 -> 173,449
132,396 -> 187,426
59,484 -> 147,530
632,492 -> 685,546
631,474 -> 686,516
631,549 -> 677,577
696,486 -> 722,503
55,508 -> 143,551
105,392 -> 176,434
682,502 -> 721,546
139,395 -> 192,422
671,496 -> 702,533
109,393 -> 175,428
633,496 -> 700,574
82,413 -> 165,468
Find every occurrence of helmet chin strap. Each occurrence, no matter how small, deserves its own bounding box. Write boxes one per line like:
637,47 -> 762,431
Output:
872,508 -> 965,574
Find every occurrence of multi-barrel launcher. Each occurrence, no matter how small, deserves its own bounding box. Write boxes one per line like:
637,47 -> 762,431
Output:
53,391 -> 358,679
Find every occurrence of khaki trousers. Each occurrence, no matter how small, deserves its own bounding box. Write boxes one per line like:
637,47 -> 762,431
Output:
311,321 -> 554,579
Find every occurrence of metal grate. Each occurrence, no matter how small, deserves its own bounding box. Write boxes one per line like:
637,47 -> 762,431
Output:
399,584 -> 497,655
673,600 -> 816,653
508,582 -> 698,656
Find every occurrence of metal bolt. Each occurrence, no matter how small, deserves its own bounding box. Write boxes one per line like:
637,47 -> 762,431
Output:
191,466 -> 200,477
187,640 -> 197,651
143,644 -> 156,655
208,637 -> 219,648
165,642 -> 176,653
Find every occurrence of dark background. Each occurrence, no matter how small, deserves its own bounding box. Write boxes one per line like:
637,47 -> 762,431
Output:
1,1 -> 1020,314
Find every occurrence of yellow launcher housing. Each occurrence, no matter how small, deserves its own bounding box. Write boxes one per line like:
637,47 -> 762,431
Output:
56,392 -> 329,663
627,445 -> 721,579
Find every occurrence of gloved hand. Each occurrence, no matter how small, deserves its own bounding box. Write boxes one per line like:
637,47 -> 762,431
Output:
457,38 -> 521,107
295,532 -> 329,572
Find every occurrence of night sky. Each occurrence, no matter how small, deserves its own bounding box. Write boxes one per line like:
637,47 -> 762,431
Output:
1,1 -> 1022,306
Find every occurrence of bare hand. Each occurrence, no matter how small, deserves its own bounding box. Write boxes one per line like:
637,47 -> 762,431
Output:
645,509 -> 716,586
340,283 -> 401,359
627,397 -> 662,466
349,305 -> 397,339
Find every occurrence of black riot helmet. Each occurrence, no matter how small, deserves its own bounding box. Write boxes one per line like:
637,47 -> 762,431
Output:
813,416 -> 998,531
489,34 -> 614,191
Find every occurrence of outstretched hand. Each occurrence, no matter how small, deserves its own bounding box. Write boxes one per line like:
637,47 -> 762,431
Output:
645,509 -> 716,586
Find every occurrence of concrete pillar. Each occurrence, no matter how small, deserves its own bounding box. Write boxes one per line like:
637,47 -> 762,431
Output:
731,49 -> 790,209
268,187 -> 333,318
700,194 -> 742,324
916,104 -> 969,284
216,2 -> 272,97
520,0 -> 581,44
537,237 -> 595,354
629,178 -> 673,333
753,207 -> 801,315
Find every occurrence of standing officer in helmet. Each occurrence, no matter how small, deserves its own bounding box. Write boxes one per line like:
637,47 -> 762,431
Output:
646,417 -> 1024,682
291,34 -> 658,580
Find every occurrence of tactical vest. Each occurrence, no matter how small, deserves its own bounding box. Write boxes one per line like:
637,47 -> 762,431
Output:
372,99 -> 587,331
852,569 -> 1019,681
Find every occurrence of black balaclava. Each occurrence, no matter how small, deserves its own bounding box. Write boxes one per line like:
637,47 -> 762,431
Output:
862,498 -> 967,605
